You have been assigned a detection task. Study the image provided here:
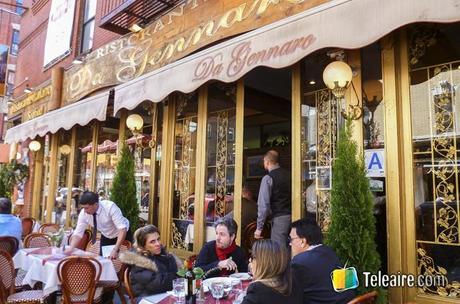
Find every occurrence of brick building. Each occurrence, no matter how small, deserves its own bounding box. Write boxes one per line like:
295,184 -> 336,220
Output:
0,0 -> 22,144
5,1 -> 460,303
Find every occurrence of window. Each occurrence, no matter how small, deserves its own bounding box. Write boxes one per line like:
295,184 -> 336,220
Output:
81,0 -> 96,53
15,0 -> 24,15
7,70 -> 15,85
11,30 -> 19,55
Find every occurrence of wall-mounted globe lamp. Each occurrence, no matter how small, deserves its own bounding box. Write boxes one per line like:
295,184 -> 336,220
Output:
323,61 -> 362,120
59,144 -> 71,156
28,140 -> 41,152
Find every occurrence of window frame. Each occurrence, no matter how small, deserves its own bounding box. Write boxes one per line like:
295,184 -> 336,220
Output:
80,0 -> 97,53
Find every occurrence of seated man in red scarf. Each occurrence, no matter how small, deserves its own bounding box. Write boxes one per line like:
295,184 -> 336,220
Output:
196,217 -> 248,277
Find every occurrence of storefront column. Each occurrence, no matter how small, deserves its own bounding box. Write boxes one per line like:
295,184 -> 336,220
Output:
159,99 -> 175,246
90,121 -> 99,191
148,104 -> 159,224
117,109 -> 127,156
292,63 -> 303,221
382,33 -> 405,304
65,128 -> 77,228
45,133 -> 59,223
234,79 -> 244,243
31,146 -> 44,220
346,50 -> 364,154
194,87 -> 208,253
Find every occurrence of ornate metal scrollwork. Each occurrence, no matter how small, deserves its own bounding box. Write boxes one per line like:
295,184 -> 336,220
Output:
316,89 -> 336,231
409,25 -> 438,66
171,221 -> 187,250
215,111 -> 228,218
429,68 -> 459,244
417,247 -> 459,297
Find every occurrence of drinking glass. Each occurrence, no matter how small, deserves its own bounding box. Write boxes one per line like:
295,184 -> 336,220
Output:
230,279 -> 243,304
232,290 -> 246,304
210,282 -> 225,304
172,278 -> 186,304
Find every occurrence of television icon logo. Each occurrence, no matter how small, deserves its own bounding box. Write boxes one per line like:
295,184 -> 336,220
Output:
331,267 -> 359,292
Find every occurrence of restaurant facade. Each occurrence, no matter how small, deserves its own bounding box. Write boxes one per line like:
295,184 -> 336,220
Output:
5,0 -> 460,302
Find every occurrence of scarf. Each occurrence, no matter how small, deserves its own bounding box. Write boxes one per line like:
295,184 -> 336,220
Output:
215,240 -> 237,275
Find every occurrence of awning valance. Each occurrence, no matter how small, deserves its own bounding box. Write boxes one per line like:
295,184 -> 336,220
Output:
5,91 -> 110,144
114,0 -> 460,113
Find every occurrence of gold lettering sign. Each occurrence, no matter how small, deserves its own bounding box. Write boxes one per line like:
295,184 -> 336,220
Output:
23,106 -> 45,121
63,0 -> 328,104
9,86 -> 52,116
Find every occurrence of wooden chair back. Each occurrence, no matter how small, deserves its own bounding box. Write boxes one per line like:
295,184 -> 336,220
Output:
21,217 -> 36,239
123,266 -> 136,304
38,223 -> 59,234
347,291 -> 378,304
68,230 -> 93,250
57,257 -> 102,304
242,221 -> 271,253
23,233 -> 52,248
0,250 -> 15,300
85,239 -> 100,255
0,237 -> 19,256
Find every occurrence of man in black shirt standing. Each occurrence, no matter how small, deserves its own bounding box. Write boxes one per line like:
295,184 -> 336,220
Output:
254,150 -> 291,247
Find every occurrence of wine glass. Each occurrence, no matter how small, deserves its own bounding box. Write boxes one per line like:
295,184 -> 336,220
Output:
173,278 -> 186,304
210,282 -> 225,304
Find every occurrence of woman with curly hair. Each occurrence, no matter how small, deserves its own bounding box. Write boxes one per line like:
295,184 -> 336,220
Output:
120,225 -> 182,300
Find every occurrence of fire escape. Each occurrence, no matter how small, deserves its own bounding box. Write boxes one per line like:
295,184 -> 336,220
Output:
100,0 -> 183,34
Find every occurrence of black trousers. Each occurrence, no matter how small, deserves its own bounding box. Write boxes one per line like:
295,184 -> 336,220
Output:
99,229 -> 133,256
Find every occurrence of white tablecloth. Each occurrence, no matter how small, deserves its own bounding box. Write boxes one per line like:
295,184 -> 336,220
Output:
13,247 -> 118,295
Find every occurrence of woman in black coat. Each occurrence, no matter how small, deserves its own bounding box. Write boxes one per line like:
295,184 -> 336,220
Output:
242,240 -> 302,304
120,225 -> 182,300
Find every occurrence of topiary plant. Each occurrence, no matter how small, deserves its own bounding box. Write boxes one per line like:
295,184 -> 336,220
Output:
110,145 -> 139,232
325,119 -> 386,303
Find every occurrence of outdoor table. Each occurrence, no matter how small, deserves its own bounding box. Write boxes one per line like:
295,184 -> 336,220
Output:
13,247 -> 118,296
140,279 -> 251,304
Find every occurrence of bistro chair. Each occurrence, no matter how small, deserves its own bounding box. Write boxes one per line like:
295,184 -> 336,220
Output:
57,256 -> 103,304
347,291 -> 378,304
99,240 -> 132,304
0,237 -> 19,256
20,217 -> 36,240
122,266 -> 135,304
85,239 -> 100,255
242,221 -> 271,254
23,233 -> 52,248
38,223 -> 60,234
0,250 -> 48,304
67,229 -> 92,250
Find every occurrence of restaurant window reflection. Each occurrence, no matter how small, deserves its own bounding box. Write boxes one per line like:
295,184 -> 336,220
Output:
54,131 -> 71,225
172,93 -> 198,252
203,82 -> 236,243
361,43 -> 387,274
126,103 -> 158,226
409,22 -> 460,299
72,126 -> 93,226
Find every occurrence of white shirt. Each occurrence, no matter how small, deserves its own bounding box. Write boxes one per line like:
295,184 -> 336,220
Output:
74,200 -> 129,239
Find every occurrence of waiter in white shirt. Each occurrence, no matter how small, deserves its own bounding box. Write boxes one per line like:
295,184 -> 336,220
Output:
66,191 -> 131,259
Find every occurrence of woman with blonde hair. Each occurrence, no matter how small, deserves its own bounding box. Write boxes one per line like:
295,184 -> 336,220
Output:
120,225 -> 182,300
242,239 -> 302,304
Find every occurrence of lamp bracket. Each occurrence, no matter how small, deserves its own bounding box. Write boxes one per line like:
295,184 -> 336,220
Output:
327,49 -> 346,61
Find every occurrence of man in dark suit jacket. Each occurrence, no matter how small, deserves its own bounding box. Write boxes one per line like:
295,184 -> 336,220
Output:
196,217 -> 248,277
290,218 -> 355,304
